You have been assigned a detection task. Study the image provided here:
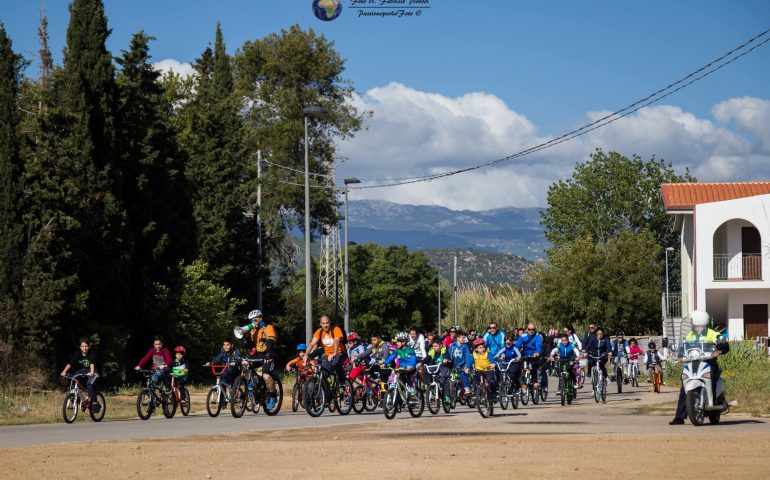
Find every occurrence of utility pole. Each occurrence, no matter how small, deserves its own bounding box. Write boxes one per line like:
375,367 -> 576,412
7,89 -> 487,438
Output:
453,256 -> 458,327
437,272 -> 441,335
256,150 -> 263,310
343,178 -> 360,334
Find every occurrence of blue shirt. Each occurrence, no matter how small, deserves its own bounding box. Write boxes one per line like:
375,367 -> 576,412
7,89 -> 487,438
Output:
494,345 -> 521,362
448,342 -> 472,369
483,331 -> 506,356
384,346 -> 417,369
515,332 -> 543,356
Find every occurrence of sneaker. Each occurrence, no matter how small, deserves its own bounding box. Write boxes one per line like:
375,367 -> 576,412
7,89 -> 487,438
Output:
464,387 -> 471,395
265,396 -> 277,411
444,395 -> 451,404
407,386 -> 416,395
669,418 -> 685,425
623,378 -> 629,385
91,402 -> 101,414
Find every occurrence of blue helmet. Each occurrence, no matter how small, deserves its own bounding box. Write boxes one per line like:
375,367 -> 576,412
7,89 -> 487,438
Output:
296,343 -> 307,351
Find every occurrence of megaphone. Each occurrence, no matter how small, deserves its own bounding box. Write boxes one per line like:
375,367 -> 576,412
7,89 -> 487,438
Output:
233,323 -> 254,339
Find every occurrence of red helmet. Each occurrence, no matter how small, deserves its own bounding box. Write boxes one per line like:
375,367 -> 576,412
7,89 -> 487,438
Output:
472,338 -> 485,348
347,332 -> 360,342
174,346 -> 186,354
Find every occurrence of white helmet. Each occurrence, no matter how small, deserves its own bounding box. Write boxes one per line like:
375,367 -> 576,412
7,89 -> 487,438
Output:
394,331 -> 409,342
248,309 -> 263,321
690,310 -> 710,327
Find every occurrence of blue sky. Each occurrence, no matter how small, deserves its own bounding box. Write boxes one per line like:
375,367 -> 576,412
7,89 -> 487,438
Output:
2,1 -> 770,209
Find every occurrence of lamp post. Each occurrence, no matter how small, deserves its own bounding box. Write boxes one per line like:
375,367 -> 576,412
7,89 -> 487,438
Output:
343,177 -> 361,334
665,246 -> 675,318
303,105 -> 326,343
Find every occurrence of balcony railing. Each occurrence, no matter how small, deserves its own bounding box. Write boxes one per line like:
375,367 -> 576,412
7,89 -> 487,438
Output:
713,253 -> 762,280
661,292 -> 682,318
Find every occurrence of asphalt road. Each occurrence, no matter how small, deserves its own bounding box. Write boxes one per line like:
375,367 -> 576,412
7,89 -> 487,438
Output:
1,384 -> 767,448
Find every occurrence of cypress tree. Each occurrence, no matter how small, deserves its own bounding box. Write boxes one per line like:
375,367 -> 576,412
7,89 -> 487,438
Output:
115,32 -> 196,344
0,25 -> 24,372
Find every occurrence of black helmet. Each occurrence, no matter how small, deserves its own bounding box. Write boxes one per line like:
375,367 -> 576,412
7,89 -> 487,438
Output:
648,340 -> 656,349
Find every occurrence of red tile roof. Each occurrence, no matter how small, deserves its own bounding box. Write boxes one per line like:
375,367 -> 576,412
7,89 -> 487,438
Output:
661,182 -> 770,211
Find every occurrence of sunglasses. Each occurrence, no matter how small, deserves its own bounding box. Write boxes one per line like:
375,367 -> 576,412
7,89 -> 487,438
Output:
527,328 -> 535,332
450,330 -> 457,333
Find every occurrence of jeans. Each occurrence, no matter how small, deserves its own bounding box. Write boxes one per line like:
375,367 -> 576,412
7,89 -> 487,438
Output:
220,365 -> 240,387
438,364 -> 452,397
151,368 -> 170,389
475,370 -> 497,395
322,354 -> 346,385
72,368 -> 96,401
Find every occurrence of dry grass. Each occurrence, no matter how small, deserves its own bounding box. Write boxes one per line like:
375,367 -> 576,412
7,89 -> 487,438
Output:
0,386 -> 140,425
451,283 -> 535,332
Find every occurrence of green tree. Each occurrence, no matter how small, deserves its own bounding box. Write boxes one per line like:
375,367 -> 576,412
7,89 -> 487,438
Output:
0,24 -> 24,373
115,31 -> 196,360
235,25 -> 367,268
531,231 -> 662,334
179,23 -> 260,303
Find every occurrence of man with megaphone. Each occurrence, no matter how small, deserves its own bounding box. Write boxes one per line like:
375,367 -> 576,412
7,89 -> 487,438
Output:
243,309 -> 279,411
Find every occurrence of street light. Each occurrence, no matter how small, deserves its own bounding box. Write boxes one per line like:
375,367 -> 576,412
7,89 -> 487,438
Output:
343,177 -> 361,333
665,246 -> 675,318
304,105 -> 326,344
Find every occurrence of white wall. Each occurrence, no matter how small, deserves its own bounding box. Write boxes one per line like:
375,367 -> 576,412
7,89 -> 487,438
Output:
694,194 -> 770,309
727,289 -> 770,341
681,214 -> 694,317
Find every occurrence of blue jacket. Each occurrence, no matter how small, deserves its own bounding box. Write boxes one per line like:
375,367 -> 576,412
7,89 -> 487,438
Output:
494,345 -> 521,362
448,342 -> 472,369
483,331 -> 506,356
384,346 -> 417,369
587,337 -> 611,358
515,332 -> 542,357
211,347 -> 242,365
611,340 -> 628,357
554,342 -> 580,361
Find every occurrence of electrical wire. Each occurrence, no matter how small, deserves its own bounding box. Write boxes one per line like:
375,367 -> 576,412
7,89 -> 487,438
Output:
347,28 -> 770,190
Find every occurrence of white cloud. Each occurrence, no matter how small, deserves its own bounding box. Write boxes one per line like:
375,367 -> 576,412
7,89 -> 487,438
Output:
151,58 -> 195,78
338,83 -> 770,210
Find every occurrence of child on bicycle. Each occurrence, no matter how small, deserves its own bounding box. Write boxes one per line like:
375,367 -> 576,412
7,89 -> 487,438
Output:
134,335 -> 172,389
346,333 -> 369,385
494,335 -> 521,392
611,331 -> 629,384
426,339 -> 452,403
60,337 -> 98,404
471,338 -> 497,396
626,338 -> 643,379
645,340 -> 662,382
549,333 -> 580,389
448,331 -> 472,395
285,343 -> 308,372
204,337 -> 241,388
171,346 -> 189,399
383,332 -> 417,391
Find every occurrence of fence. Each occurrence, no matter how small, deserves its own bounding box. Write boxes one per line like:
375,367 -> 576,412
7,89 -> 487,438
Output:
713,253 -> 762,280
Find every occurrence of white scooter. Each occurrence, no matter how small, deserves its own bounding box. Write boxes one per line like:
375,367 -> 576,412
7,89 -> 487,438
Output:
680,339 -> 728,426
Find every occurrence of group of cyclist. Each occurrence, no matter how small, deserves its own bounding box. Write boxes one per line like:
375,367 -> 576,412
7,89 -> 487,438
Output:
60,307 -> 666,418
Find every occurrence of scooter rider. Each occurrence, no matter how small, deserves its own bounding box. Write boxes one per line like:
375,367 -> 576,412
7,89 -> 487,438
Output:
669,309 -> 729,425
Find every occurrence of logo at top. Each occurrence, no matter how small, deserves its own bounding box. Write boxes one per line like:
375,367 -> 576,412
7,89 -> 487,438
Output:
313,0 -> 342,21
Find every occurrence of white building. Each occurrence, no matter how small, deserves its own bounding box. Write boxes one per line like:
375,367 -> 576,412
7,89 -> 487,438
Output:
661,182 -> 770,341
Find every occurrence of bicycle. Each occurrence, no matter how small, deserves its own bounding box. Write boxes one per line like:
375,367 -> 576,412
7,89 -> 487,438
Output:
383,368 -> 425,419
136,369 -> 176,420
475,370 -> 494,418
168,374 -> 190,417
450,367 -> 477,409
231,358 -> 283,417
496,359 -> 519,410
612,356 -> 627,394
650,362 -> 662,393
61,373 -> 106,423
556,360 -> 577,406
628,358 -> 640,387
289,365 -> 311,413
519,357 -> 543,405
351,366 -> 386,413
424,363 -> 445,415
588,355 -> 608,403
205,364 -> 231,417
303,361 -> 354,417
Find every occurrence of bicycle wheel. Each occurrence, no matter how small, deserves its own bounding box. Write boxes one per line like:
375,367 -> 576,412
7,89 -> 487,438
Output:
264,374 -> 283,416
441,385 -> 452,413
304,377 -> 326,417
499,380 -> 509,410
616,366 -> 623,394
62,393 -> 79,423
292,382 -> 303,413
162,391 -> 177,418
333,379 -> 353,416
351,385 -> 365,414
601,380 -> 607,402
365,387 -> 379,412
540,384 -> 548,402
560,376 -> 566,406
427,384 -> 441,415
136,389 -> 154,420
383,388 -> 398,419
230,377 -> 247,418
511,385 -> 519,409
407,389 -> 425,418
449,381 -> 458,409
476,385 -> 493,418
89,391 -> 106,422
653,370 -> 661,393
531,382 -> 540,405
520,384 -> 529,406
206,387 -> 223,417
179,387 -> 191,416
567,382 -> 574,405
632,367 -> 638,387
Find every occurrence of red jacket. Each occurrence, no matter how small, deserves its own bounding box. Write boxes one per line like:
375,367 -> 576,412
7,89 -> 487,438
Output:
137,347 -> 172,369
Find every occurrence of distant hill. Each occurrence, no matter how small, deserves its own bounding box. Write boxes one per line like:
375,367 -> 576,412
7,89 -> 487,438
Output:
347,199 -> 548,261
422,248 -> 533,286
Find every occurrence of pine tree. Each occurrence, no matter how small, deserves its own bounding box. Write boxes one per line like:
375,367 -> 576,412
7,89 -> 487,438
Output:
0,25 -> 24,373
115,31 -> 196,343
181,24 -> 259,303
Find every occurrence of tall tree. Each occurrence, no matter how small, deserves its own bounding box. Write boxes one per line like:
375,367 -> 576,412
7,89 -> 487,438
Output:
235,25 -> 367,271
0,24 -> 24,373
21,0 -> 128,367
115,32 -> 196,358
180,23 -> 259,303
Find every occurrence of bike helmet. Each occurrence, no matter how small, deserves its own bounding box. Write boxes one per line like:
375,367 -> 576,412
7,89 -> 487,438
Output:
296,343 -> 307,351
174,345 -> 186,354
648,341 -> 656,349
248,309 -> 263,320
347,332 -> 360,342
691,309 -> 709,327
472,338 -> 485,348
394,331 -> 408,342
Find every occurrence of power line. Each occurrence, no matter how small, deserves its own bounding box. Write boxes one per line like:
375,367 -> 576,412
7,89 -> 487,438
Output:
348,28 -> 770,190
261,158 -> 335,179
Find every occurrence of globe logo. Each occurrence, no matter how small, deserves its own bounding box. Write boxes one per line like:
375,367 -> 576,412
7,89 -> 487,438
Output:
313,0 -> 342,21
